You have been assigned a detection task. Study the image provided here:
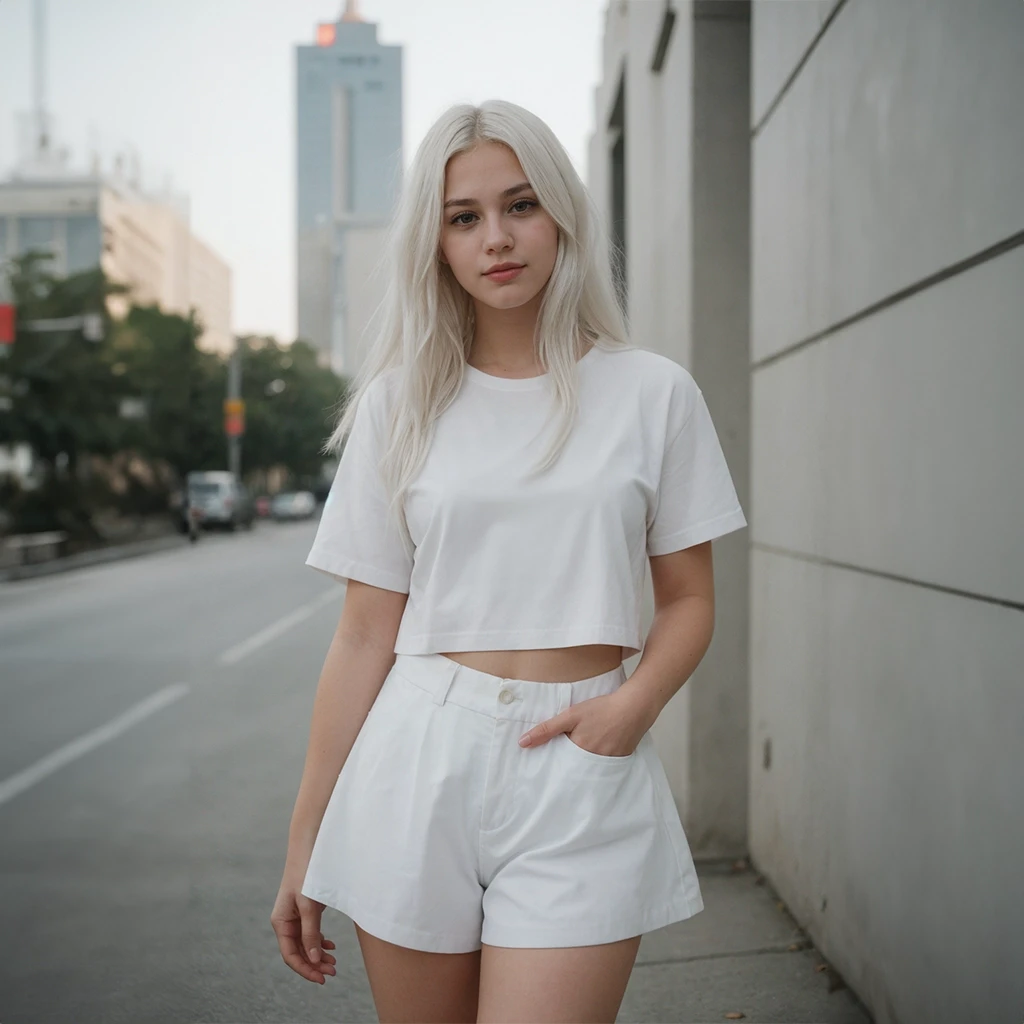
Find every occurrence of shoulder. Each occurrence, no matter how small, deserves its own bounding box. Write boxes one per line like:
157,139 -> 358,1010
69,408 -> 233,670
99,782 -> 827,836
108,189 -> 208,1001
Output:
354,367 -> 401,421
591,343 -> 696,385
590,344 -> 701,418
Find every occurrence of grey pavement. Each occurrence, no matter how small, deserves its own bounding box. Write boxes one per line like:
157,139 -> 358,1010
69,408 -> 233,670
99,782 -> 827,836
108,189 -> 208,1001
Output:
0,521 -> 872,1023
0,528 -> 189,582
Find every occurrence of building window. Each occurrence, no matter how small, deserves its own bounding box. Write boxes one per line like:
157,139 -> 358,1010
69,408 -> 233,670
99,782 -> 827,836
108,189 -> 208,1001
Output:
66,216 -> 102,274
19,217 -> 56,262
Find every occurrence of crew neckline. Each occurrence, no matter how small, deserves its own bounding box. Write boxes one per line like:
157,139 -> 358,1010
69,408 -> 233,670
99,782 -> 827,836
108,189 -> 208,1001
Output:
462,344 -> 600,392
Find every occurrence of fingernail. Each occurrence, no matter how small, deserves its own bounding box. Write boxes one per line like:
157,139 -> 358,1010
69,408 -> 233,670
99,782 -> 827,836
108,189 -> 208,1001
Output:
309,947 -> 320,962
519,735 -> 531,747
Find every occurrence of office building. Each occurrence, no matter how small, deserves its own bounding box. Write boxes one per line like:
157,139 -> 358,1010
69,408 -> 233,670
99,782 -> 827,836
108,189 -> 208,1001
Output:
0,172 -> 233,355
295,0 -> 403,375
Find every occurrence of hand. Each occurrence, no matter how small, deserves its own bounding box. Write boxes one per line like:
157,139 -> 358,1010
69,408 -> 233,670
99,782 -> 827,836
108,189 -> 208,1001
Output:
271,880 -> 338,985
518,687 -> 652,758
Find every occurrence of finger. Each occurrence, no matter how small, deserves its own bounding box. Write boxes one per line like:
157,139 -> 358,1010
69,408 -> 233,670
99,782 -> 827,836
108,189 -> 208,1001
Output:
300,906 -> 325,966
318,937 -> 337,963
519,710 -> 576,748
272,914 -> 335,982
277,932 -> 328,984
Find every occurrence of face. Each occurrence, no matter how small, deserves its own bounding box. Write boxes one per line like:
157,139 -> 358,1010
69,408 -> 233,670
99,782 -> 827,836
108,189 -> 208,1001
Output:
438,141 -> 559,312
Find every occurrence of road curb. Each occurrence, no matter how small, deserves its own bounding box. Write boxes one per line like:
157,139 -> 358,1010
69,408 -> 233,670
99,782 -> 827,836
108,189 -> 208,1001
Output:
0,533 -> 190,583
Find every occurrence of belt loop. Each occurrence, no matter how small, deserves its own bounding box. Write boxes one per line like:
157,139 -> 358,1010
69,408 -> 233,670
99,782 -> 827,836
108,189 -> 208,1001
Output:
557,681 -> 572,715
433,657 -> 459,706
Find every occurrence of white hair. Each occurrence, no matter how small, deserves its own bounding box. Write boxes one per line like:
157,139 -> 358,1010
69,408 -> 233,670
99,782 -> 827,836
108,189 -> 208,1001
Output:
324,99 -> 633,552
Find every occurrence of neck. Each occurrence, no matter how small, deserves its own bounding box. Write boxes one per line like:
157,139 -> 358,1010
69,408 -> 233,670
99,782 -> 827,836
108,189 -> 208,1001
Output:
469,292 -> 544,371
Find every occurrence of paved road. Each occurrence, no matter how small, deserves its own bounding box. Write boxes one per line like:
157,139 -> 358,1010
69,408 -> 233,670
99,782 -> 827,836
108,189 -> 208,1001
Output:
0,520 -> 872,1023
0,520 -> 383,1023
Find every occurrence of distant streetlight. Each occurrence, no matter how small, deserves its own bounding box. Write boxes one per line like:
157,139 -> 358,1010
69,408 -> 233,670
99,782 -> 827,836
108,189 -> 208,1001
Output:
19,312 -> 104,341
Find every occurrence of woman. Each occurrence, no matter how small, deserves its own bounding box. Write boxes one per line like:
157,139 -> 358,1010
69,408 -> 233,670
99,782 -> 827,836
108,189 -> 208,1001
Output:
271,99 -> 747,1023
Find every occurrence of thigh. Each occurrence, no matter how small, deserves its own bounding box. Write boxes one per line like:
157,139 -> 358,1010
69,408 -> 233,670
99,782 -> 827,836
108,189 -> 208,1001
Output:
476,935 -> 642,1024
355,923 -> 481,1024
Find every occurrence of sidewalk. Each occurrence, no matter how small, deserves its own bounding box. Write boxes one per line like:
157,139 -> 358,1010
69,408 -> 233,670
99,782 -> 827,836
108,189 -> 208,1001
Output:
0,531 -> 189,582
619,859 -> 873,1024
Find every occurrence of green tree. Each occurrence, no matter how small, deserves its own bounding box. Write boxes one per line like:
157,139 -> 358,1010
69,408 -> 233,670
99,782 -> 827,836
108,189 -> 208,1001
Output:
0,252 -> 125,536
0,252 -> 124,468
236,335 -> 345,487
110,305 -> 226,479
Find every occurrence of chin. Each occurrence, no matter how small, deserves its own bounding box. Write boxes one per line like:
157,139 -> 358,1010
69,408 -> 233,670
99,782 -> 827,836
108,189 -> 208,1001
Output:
479,290 -> 540,311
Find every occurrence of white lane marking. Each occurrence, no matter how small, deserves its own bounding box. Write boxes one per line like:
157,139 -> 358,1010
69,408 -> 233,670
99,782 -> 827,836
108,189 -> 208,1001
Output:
218,589 -> 338,667
0,591 -> 337,809
0,683 -> 190,808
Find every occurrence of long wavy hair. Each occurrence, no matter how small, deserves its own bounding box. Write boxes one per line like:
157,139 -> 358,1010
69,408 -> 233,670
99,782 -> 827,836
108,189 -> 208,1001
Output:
324,99 -> 633,554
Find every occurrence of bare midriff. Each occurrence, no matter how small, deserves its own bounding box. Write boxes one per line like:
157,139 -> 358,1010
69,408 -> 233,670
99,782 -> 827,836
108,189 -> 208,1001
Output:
437,644 -> 625,684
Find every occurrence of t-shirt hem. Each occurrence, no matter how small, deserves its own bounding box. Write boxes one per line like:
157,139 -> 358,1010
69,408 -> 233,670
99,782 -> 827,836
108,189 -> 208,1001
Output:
646,507 -> 748,557
394,625 -> 642,658
305,551 -> 411,594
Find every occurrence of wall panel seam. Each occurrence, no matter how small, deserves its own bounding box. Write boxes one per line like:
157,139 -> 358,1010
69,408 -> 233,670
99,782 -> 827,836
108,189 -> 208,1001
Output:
752,229 -> 1024,372
752,542 -> 1024,612
751,0 -> 848,138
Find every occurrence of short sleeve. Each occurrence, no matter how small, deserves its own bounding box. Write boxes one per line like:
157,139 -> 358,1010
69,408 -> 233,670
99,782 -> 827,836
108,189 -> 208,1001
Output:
646,385 -> 748,556
305,385 -> 413,593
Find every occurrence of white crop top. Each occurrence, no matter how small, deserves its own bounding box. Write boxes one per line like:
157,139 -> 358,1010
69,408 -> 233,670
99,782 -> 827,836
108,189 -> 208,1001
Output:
306,344 -> 747,658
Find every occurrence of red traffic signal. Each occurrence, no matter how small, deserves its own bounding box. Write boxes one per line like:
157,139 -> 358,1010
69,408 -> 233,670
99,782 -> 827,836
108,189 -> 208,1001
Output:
0,304 -> 13,346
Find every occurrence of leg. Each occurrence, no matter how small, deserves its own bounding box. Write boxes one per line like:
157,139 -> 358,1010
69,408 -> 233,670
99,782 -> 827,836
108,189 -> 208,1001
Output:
476,935 -> 642,1024
354,923 -> 481,1024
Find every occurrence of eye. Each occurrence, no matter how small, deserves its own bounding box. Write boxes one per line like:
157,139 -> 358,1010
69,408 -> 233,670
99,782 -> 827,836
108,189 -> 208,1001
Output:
510,199 -> 537,214
450,211 -> 477,226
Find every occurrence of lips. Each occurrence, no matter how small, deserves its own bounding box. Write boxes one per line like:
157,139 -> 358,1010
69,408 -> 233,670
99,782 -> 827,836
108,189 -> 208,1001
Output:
483,263 -> 526,285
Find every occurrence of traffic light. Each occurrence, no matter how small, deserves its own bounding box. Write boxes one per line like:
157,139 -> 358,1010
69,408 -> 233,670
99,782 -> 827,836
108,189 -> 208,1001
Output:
0,303 -> 13,347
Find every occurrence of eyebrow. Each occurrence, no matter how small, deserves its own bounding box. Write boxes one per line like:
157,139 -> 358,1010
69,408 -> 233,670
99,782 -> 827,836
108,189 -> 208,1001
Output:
443,182 -> 535,210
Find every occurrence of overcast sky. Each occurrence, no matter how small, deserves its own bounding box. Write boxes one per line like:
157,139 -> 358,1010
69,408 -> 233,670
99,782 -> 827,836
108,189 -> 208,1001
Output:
0,0 -> 609,341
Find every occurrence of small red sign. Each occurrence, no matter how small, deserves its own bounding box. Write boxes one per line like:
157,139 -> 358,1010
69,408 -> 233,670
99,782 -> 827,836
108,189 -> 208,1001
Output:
224,398 -> 245,437
0,304 -> 14,345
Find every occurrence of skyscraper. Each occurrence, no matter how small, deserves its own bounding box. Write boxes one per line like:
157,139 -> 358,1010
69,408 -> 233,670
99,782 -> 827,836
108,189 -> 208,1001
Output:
295,0 -> 402,375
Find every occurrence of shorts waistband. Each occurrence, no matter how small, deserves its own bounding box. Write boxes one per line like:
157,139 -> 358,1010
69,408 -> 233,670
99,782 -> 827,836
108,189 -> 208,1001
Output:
390,653 -> 627,724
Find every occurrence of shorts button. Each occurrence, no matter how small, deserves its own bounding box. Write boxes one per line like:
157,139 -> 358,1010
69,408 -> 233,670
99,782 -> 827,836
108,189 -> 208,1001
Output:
498,689 -> 515,705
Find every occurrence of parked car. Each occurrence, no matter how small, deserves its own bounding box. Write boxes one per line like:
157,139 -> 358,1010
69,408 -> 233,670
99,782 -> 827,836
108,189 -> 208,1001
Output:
254,495 -> 272,518
187,471 -> 255,532
270,490 -> 317,521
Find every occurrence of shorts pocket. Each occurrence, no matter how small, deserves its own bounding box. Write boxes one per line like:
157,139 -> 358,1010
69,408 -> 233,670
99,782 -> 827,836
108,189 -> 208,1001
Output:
559,732 -> 637,769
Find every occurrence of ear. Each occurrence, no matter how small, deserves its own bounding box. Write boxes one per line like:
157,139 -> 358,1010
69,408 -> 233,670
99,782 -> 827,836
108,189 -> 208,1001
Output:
437,248 -> 449,265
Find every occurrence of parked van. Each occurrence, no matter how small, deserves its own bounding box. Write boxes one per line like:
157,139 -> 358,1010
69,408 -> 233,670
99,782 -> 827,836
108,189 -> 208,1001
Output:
186,471 -> 255,532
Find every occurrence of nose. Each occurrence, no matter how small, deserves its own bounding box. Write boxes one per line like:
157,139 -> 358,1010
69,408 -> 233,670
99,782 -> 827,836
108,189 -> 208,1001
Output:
482,213 -> 513,255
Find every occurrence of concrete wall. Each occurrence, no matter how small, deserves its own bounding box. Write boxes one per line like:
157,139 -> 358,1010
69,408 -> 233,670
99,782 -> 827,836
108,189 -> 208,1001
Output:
749,1 -> 1024,1022
100,186 -> 233,355
591,0 -> 1024,1018
588,0 -> 752,858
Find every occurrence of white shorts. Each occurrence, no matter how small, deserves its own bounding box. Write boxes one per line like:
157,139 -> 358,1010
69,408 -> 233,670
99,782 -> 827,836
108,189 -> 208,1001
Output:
301,652 -> 704,953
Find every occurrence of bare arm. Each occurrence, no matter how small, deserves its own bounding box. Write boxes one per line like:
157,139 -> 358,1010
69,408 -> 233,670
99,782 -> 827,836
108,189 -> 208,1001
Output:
272,579 -> 408,984
616,540 -> 716,731
517,542 -> 716,755
284,578 -> 409,872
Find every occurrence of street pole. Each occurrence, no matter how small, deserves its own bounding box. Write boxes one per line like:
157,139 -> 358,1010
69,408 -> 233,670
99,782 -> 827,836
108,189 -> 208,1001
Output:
226,342 -> 242,480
